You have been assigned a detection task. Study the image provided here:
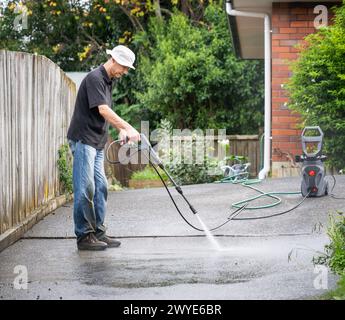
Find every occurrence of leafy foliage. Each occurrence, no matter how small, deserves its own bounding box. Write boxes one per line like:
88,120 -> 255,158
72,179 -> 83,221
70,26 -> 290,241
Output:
165,156 -> 220,185
155,119 -> 222,185
287,2 -> 345,169
1,1 -> 264,137
130,165 -> 168,181
57,143 -> 73,194
134,4 -> 264,133
0,0 -> 139,71
313,211 -> 345,300
313,212 -> 345,274
327,275 -> 345,300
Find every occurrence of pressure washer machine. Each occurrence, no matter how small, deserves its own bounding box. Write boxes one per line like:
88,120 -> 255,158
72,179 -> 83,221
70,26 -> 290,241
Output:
295,126 -> 329,197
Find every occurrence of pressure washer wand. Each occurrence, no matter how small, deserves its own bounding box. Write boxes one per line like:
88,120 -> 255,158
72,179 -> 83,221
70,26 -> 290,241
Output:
159,163 -> 198,215
139,134 -> 198,215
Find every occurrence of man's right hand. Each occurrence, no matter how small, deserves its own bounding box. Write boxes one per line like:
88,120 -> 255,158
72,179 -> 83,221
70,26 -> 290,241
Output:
119,128 -> 141,145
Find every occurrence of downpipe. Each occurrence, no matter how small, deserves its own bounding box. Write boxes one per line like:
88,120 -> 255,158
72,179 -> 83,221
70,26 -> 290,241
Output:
225,1 -> 272,180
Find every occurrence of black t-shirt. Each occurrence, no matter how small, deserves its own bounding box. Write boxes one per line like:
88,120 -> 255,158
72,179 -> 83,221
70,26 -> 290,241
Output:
67,65 -> 113,149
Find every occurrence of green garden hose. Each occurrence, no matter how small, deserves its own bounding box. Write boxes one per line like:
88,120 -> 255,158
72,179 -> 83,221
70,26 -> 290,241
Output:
217,132 -> 300,211
231,180 -> 301,210
219,177 -> 301,210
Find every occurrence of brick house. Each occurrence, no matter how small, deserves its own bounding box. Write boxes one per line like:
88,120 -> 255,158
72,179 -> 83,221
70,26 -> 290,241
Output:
226,0 -> 341,178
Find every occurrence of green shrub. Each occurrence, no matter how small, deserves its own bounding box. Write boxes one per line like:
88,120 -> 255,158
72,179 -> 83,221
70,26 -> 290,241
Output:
287,2 -> 345,170
326,212 -> 345,275
153,119 -> 223,185
314,211 -> 345,300
165,157 -> 220,185
107,177 -> 123,192
57,144 -> 73,194
131,166 -> 168,181
328,275 -> 345,300
134,3 -> 264,134
314,212 -> 345,275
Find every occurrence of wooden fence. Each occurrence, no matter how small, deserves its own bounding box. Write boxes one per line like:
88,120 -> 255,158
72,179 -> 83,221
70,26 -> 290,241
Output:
225,135 -> 261,177
0,50 -> 76,241
105,135 -> 260,186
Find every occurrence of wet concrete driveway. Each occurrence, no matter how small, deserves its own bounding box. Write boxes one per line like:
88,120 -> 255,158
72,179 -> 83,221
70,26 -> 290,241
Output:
1,176 -> 344,300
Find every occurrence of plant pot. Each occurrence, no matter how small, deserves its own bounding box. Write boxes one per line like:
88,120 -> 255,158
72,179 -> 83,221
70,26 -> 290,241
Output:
128,179 -> 164,189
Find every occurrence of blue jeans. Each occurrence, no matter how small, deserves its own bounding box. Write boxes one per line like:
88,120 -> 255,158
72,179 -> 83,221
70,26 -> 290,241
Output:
68,140 -> 108,242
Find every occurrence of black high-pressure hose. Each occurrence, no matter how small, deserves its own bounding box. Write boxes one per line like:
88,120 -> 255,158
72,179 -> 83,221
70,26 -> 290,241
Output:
231,173 -> 345,221
230,190 -> 311,221
330,175 -> 345,200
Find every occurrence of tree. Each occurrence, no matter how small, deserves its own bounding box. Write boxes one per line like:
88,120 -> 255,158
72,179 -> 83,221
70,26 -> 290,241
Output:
1,1 -> 264,135
0,0 -> 147,71
287,1 -> 345,169
0,1 -> 200,71
134,3 -> 264,133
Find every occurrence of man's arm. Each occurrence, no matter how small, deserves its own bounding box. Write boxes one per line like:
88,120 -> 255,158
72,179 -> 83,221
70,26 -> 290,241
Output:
98,104 -> 140,142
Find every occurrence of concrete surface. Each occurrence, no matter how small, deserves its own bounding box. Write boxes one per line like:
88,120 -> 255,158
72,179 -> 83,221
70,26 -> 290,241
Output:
1,176 -> 345,300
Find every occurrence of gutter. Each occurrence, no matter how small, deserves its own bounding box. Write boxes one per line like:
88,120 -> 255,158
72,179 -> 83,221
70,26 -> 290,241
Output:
225,4 -> 242,58
225,0 -> 272,180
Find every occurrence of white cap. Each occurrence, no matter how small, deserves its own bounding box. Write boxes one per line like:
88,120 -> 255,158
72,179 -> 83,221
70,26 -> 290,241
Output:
106,45 -> 136,70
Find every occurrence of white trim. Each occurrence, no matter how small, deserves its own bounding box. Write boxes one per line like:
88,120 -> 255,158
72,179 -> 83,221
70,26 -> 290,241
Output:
226,1 -> 271,179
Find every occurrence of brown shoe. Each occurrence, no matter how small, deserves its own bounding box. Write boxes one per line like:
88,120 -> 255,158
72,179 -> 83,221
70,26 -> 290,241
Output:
97,235 -> 121,248
77,233 -> 107,251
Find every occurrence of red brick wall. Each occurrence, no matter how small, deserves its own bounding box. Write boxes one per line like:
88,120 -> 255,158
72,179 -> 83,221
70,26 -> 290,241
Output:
271,2 -> 338,163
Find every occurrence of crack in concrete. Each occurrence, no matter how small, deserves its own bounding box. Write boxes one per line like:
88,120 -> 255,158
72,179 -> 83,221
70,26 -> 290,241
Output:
21,232 -> 315,240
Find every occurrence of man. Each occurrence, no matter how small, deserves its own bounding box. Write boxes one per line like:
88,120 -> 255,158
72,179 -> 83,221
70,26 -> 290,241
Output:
67,45 -> 140,251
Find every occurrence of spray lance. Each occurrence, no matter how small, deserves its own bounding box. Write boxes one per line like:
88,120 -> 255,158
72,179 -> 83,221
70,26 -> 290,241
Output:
106,134 -> 247,231
139,134 -> 198,215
